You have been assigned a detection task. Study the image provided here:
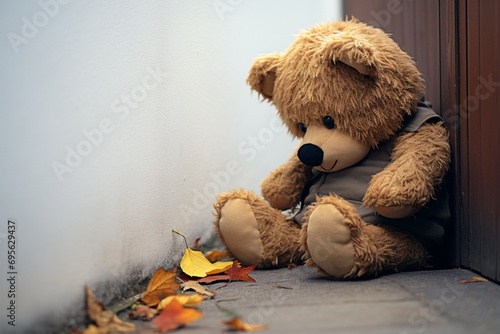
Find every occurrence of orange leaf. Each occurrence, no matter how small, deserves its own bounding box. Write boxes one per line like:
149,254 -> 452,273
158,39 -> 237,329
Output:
157,294 -> 206,310
205,250 -> 232,262
222,317 -> 267,332
153,299 -> 202,332
85,285 -> 136,333
142,267 -> 180,307
226,261 -> 256,282
128,305 -> 158,320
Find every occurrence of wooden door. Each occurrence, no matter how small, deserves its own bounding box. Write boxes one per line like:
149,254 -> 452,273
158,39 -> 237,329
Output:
458,0 -> 500,280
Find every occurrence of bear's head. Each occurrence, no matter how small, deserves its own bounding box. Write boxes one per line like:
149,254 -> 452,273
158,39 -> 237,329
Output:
247,18 -> 424,172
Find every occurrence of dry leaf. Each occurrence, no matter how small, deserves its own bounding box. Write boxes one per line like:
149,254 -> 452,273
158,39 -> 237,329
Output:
192,274 -> 232,284
85,286 -> 136,333
128,305 -> 158,320
142,267 -> 180,306
222,317 -> 267,332
184,261 -> 256,284
152,299 -> 202,332
172,229 -> 233,277
206,250 -> 232,262
193,237 -> 201,251
81,324 -> 102,334
459,276 -> 488,284
181,281 -> 215,297
226,261 -> 256,282
157,294 -> 206,310
180,248 -> 233,277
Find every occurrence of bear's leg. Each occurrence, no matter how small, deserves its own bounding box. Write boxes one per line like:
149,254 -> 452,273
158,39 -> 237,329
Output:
213,189 -> 302,268
300,195 -> 426,278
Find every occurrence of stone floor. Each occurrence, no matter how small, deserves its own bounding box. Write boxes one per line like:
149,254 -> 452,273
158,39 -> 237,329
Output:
163,266 -> 500,334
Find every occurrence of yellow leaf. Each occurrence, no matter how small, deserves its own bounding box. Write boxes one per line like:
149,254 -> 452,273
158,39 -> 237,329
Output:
157,294 -> 206,310
180,248 -> 233,277
458,276 -> 488,284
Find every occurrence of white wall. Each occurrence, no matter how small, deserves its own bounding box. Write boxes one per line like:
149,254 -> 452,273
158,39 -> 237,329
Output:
0,0 -> 341,331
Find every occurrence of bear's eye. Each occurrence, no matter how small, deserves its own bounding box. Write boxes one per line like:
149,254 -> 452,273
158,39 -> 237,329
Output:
298,123 -> 307,134
323,116 -> 335,129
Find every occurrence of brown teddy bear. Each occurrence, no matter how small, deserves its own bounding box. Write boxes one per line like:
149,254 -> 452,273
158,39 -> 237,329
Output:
213,18 -> 450,278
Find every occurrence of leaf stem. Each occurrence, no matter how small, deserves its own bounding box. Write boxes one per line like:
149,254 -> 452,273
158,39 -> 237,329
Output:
172,229 -> 189,249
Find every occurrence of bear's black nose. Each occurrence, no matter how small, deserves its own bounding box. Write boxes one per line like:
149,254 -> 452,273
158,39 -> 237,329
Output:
297,143 -> 323,166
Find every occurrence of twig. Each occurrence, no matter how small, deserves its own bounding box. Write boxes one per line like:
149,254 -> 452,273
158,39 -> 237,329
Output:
109,292 -> 144,314
215,299 -> 241,318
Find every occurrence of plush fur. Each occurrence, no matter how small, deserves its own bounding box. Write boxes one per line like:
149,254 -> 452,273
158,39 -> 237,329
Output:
212,18 -> 450,279
213,189 -> 302,268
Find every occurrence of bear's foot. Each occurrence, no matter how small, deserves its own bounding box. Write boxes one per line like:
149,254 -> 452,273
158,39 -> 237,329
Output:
218,198 -> 265,265
300,195 -> 427,279
304,204 -> 355,277
213,190 -> 302,268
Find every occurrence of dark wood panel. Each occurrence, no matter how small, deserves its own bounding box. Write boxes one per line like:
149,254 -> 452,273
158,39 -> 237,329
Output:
439,0 -> 462,267
457,0 -> 470,268
474,0 -> 499,279
459,0 -> 500,280
467,0 -> 482,272
456,0 -> 500,280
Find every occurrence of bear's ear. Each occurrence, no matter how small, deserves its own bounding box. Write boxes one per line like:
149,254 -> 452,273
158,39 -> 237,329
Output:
336,54 -> 370,75
326,33 -> 377,77
246,52 -> 281,102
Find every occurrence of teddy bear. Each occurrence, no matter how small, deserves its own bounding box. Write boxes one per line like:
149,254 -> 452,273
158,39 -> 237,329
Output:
213,18 -> 450,279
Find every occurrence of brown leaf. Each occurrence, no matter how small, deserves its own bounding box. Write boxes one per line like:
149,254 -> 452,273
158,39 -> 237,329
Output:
142,267 -> 180,306
128,305 -> 158,320
222,317 -> 267,332
226,261 -> 256,282
458,276 -> 488,284
181,281 -> 215,297
194,274 -> 232,284
85,286 -> 136,333
193,237 -> 201,251
205,250 -> 232,262
288,263 -> 298,270
152,299 -> 202,332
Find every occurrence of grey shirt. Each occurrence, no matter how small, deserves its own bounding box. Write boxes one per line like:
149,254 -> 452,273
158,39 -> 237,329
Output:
293,101 -> 450,244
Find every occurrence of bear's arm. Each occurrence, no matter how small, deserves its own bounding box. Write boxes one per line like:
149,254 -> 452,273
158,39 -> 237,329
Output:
261,152 -> 312,210
363,122 -> 450,215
